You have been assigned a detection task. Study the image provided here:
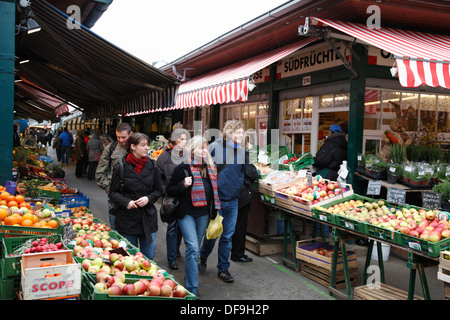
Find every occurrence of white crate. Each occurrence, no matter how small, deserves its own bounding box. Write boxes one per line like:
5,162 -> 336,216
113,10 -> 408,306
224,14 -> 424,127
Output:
21,250 -> 81,300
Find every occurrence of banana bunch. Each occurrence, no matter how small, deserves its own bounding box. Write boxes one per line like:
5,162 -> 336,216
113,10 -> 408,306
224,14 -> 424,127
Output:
39,182 -> 59,192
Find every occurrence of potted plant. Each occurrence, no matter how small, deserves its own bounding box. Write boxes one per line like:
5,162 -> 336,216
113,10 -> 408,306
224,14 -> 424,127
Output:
386,163 -> 401,184
357,153 -> 365,170
432,180 -> 450,210
391,144 -> 406,164
400,162 -> 416,184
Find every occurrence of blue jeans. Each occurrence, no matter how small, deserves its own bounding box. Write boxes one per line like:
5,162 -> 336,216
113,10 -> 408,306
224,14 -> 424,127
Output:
121,232 -> 157,260
61,145 -> 71,164
200,199 -> 238,273
178,214 -> 209,296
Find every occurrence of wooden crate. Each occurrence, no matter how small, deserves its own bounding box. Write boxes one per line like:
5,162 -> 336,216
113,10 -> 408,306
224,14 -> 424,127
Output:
245,235 -> 290,256
300,261 -> 357,289
438,251 -> 450,284
354,283 -> 424,300
296,242 -> 358,271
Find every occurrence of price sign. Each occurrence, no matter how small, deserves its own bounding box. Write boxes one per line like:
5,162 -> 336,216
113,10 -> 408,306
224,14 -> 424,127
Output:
307,173 -> 312,187
62,222 -> 73,244
386,187 -> 406,205
422,191 -> 441,210
367,180 -> 382,196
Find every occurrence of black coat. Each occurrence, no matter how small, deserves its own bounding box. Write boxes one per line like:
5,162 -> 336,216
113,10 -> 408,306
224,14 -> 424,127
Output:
166,163 -> 215,220
314,133 -> 348,172
109,157 -> 163,241
238,163 -> 259,209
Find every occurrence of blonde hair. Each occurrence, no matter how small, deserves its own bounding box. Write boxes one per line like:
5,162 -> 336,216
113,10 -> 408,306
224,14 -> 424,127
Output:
222,120 -> 244,140
185,135 -> 216,176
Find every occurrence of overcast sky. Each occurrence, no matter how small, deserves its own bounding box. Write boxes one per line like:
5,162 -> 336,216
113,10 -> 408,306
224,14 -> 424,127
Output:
91,0 -> 288,67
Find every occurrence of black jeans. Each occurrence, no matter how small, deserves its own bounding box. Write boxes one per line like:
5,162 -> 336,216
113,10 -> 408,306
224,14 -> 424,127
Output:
231,202 -> 251,259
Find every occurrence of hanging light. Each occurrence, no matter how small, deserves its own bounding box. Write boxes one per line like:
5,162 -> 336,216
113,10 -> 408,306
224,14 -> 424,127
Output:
26,18 -> 41,34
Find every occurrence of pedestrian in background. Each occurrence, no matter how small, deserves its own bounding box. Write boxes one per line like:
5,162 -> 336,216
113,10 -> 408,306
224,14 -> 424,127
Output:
86,128 -> 104,180
109,133 -> 163,260
155,128 -> 189,270
52,128 -> 62,163
231,137 -> 258,263
166,135 -> 221,298
74,129 -> 87,178
96,122 -> 133,230
59,127 -> 73,165
199,119 -> 247,283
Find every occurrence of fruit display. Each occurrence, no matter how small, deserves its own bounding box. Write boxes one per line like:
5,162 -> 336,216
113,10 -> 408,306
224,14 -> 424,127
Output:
92,270 -> 187,298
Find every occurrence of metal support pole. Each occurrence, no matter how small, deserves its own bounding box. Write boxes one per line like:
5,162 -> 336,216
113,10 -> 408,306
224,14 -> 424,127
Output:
0,0 -> 15,185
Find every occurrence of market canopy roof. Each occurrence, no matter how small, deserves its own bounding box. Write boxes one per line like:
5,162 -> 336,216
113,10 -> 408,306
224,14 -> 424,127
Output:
301,17 -> 450,89
16,0 -> 179,120
172,38 -> 317,110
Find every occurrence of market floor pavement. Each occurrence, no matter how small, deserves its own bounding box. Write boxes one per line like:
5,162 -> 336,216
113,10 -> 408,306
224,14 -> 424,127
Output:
47,147 -> 446,301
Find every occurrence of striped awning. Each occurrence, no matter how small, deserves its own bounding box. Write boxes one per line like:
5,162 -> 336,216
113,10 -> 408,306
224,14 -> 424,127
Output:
18,0 -> 179,119
303,17 -> 450,89
173,37 -> 317,110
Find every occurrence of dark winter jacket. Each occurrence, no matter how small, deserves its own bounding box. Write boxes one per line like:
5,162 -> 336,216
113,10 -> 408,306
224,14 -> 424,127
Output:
238,161 -> 259,209
166,163 -> 214,220
314,132 -> 348,172
155,148 -> 185,193
209,138 -> 246,202
108,157 -> 163,241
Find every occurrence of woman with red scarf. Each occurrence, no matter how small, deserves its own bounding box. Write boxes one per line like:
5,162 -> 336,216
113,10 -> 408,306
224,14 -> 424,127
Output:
166,135 -> 221,299
109,133 -> 163,260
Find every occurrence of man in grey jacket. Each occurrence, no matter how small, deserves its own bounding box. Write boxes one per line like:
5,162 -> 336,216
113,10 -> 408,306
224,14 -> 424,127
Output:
95,122 -> 133,229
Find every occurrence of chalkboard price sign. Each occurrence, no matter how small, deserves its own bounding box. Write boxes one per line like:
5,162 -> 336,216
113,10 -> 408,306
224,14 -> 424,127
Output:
367,180 -> 382,196
386,187 -> 406,205
422,191 -> 441,210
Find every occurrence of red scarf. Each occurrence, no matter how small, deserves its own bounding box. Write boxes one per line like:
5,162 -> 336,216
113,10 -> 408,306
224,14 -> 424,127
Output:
126,153 -> 147,174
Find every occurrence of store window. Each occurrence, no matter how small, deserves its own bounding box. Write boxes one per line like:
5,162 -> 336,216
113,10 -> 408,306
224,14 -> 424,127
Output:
420,94 -> 437,128
364,89 -> 382,130
401,92 -> 419,131
319,93 -> 349,109
438,95 -> 450,132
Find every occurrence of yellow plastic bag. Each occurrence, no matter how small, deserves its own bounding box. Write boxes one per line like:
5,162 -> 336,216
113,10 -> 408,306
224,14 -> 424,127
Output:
206,214 -> 224,240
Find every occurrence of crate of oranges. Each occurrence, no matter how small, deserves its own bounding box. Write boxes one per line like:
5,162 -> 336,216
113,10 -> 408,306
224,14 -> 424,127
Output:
21,250 -> 81,300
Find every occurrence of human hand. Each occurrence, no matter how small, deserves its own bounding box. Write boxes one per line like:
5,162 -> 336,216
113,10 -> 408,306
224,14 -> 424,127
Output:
135,196 -> 149,207
184,176 -> 192,188
127,201 -> 138,210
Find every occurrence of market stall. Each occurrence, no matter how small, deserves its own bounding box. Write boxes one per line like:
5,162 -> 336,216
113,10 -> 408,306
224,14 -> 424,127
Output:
253,145 -> 450,300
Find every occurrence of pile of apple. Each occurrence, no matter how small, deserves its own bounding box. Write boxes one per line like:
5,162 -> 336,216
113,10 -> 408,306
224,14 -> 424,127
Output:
94,270 -> 187,298
279,177 -> 346,205
9,237 -> 65,256
64,216 -> 111,232
314,198 -> 367,218
81,251 -> 161,277
309,247 -> 331,257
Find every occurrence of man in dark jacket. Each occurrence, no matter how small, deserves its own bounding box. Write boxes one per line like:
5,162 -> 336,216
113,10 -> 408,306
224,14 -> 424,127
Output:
199,120 -> 247,283
314,124 -> 347,181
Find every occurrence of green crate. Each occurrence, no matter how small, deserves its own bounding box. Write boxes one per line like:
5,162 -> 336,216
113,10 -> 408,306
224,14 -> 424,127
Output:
310,194 -> 373,223
396,233 -> 450,258
260,193 -> 276,205
279,153 -> 314,171
334,215 -> 368,233
39,189 -> 61,202
365,223 -> 400,243
0,276 -> 20,300
82,272 -> 196,300
0,217 -> 63,240
2,234 -> 63,277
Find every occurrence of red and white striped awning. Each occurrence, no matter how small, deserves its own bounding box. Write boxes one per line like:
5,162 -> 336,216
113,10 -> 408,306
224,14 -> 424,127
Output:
174,37 -> 317,110
303,17 -> 450,89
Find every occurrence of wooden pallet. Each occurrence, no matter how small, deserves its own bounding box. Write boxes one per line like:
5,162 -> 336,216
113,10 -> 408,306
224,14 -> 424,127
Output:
354,283 -> 423,300
300,261 -> 357,289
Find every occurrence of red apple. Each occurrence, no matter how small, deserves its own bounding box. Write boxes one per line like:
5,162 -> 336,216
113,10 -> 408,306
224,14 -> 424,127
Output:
160,284 -> 172,297
399,226 -> 410,234
101,275 -> 115,288
107,285 -> 122,296
408,230 -> 419,238
122,284 -> 137,296
162,279 -> 176,289
172,285 -> 187,298
428,231 -> 442,242
425,211 -> 436,220
113,260 -> 124,271
134,281 -> 147,295
147,284 -> 161,296
153,273 -> 165,282
442,230 -> 450,239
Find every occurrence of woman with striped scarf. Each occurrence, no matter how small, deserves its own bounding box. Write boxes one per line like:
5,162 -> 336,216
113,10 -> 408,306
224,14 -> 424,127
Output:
166,135 -> 221,299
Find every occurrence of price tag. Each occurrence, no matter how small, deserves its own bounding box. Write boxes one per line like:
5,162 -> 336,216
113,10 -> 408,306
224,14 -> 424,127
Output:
307,173 -> 312,187
386,187 -> 406,205
367,180 -> 382,196
62,222 -> 73,243
422,191 -> 441,210
298,170 -> 307,178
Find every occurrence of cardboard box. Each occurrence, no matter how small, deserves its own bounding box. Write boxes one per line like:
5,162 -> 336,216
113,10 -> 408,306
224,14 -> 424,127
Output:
21,250 -> 81,300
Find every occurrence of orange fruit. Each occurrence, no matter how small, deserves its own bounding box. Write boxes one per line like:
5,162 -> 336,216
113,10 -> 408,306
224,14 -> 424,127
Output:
6,195 -> 15,203
7,201 -> 18,208
21,219 -> 33,227
4,216 -> 17,226
47,220 -> 59,229
0,200 -> 7,206
20,202 -> 31,209
39,220 -> 47,226
14,195 -> 24,204
0,192 -> 10,200
22,213 -> 33,221
13,214 -> 23,225
32,222 -> 42,228
0,208 -> 7,221
31,214 -> 39,224
40,262 -> 52,267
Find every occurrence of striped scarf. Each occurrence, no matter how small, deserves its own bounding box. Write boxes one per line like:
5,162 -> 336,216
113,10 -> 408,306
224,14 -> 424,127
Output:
189,159 -> 221,210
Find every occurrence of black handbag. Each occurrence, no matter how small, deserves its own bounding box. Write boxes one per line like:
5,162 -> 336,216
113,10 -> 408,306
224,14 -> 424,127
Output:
159,168 -> 189,223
